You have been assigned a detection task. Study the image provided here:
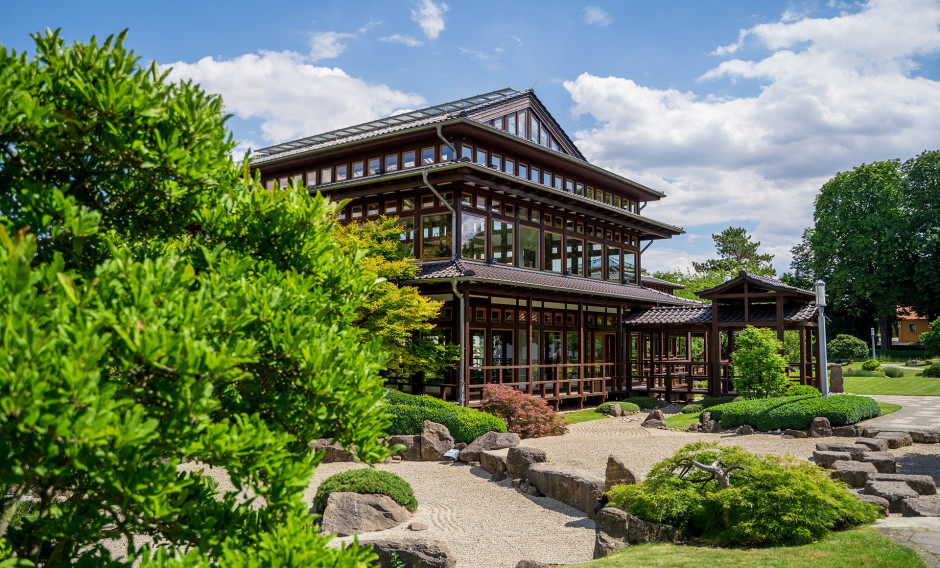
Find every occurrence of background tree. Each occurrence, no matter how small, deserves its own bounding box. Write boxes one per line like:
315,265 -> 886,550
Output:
902,150 -> 940,322
730,326 -> 789,398
921,319 -> 940,358
650,267 -> 733,303
691,226 -> 775,276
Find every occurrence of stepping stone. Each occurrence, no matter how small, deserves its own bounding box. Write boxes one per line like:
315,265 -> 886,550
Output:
831,461 -> 877,488
865,481 -> 919,513
813,450 -> 852,469
783,429 -> 807,438
832,425 -> 861,437
874,431 -> 913,449
815,443 -> 867,460
901,497 -> 940,517
855,438 -> 889,452
909,429 -> 940,444
869,473 -> 937,495
859,452 -> 897,473
859,493 -> 890,515
480,448 -> 509,474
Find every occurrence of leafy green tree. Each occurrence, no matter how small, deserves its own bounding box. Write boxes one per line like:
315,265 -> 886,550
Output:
691,226 -> 775,276
730,326 -> 789,398
921,318 -> 940,358
650,268 -> 734,304
1,30 -> 390,566
902,150 -> 940,322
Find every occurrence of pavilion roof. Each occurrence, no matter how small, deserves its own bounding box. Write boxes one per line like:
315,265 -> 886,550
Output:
623,302 -> 818,326
696,270 -> 815,299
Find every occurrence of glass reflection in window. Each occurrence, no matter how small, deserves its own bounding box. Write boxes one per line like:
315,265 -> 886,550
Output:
520,225 -> 539,269
567,237 -> 584,276
491,220 -> 514,265
461,213 -> 486,260
607,246 -> 621,282
544,232 -> 563,272
421,213 -> 453,259
588,242 -> 604,279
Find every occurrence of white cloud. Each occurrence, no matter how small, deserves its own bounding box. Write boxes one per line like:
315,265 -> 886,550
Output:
411,0 -> 449,39
565,0 -> 940,274
379,34 -> 423,47
583,6 -> 613,26
164,50 -> 425,144
309,31 -> 357,61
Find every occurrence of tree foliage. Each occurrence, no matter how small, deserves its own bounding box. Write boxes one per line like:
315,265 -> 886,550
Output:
921,318 -> 940,358
827,334 -> 871,362
0,30 -> 393,567
691,226 -> 775,276
650,268 -> 734,304
730,326 -> 789,398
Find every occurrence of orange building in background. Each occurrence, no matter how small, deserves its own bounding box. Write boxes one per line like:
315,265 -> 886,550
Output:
897,307 -> 929,344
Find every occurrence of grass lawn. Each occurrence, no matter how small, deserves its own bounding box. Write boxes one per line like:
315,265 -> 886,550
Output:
664,401 -> 901,432
566,526 -> 926,568
844,377 -> 940,396
563,408 -> 607,425
843,362 -> 924,378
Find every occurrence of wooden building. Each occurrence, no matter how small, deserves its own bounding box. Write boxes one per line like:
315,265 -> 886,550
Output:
252,88 -> 820,407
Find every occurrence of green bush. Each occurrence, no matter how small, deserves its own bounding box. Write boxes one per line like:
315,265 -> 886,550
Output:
383,389 -> 507,443
924,363 -> 940,378
627,396 -> 658,409
314,468 -> 417,514
843,369 -> 885,377
787,384 -> 821,397
596,401 -> 641,414
922,318 -> 940,358
828,334 -> 870,362
681,403 -> 703,414
607,443 -> 878,547
698,395 -> 743,409
884,366 -> 905,378
704,395 -> 880,431
731,326 -> 789,398
861,359 -> 881,371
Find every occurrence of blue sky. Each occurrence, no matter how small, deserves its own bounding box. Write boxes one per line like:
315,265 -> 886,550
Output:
4,0 -> 940,274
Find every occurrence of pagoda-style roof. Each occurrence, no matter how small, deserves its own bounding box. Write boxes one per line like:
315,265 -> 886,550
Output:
696,270 -> 815,300
623,302 -> 818,326
641,274 -> 685,290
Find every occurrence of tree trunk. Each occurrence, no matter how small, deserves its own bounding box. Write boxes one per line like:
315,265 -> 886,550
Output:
878,316 -> 893,350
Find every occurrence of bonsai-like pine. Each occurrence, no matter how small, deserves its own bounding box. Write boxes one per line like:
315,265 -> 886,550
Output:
730,326 -> 789,398
314,469 -> 418,514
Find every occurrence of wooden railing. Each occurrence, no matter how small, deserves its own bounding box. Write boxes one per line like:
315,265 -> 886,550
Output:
467,362 -> 619,405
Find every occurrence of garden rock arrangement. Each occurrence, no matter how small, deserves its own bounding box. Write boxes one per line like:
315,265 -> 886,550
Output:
319,492 -> 411,536
640,410 -> 667,429
593,507 -> 684,559
362,537 -> 457,568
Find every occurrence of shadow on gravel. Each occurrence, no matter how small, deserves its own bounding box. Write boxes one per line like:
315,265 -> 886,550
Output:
895,452 -> 940,484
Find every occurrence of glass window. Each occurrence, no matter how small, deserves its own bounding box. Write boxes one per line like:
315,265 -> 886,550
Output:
422,147 -> 435,165
475,148 -> 487,166
367,202 -> 379,217
336,208 -> 346,221
494,117 -> 503,130
402,197 -> 415,211
530,209 -> 540,223
292,174 -> 303,186
352,161 -> 364,178
351,205 -> 362,219
265,179 -> 274,191
385,154 -> 398,172
461,213 -> 487,260
336,165 -> 348,181
421,213 -> 453,260
543,213 -> 552,226
508,114 -> 516,135
368,158 -> 380,176
519,225 -> 540,269
554,217 -> 562,229
624,252 -> 637,285
605,193 -> 613,205
518,164 -> 528,179
440,144 -> 454,161
490,153 -> 501,169
541,126 -> 550,147
504,203 -> 514,217
586,186 -> 594,200
421,195 -> 435,208
607,246 -> 621,282
441,192 -> 452,205
399,217 -> 415,256
306,171 -> 317,186
554,175 -> 562,190
531,167 -> 540,183
567,237 -> 584,276
565,180 -> 574,193
385,200 -> 398,213
278,177 -> 288,189
588,242 -> 604,279
576,222 -> 583,233
462,193 -> 472,206
460,144 -> 472,161
321,167 -> 332,184
403,151 -> 416,168
475,195 -> 486,210
505,158 -> 515,174
531,116 -> 540,142
613,196 -> 621,208
519,207 -> 529,221
566,218 -> 574,231
491,220 -> 514,265
544,231 -> 563,272
490,199 -> 501,214
543,171 -> 552,186
575,183 -> 583,195
518,111 -> 527,138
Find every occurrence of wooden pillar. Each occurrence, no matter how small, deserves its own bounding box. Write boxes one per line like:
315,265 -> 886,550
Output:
798,326 -> 806,385
813,327 -> 822,390
665,332 -> 673,402
527,295 -> 534,395
463,284 -> 471,406
776,295 -> 786,362
709,302 -> 721,397
615,305 -> 623,395
626,330 -> 633,396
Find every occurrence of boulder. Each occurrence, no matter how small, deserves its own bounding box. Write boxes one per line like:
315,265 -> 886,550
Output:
832,425 -> 861,437
479,448 -> 510,474
319,492 -> 410,537
388,435 -> 422,461
814,442 -> 867,460
855,438 -> 890,452
310,438 -> 356,463
420,421 -> 455,461
784,429 -> 808,438
830,460 -> 877,488
362,537 -> 456,568
829,364 -> 844,393
515,561 -> 551,568
864,481 -> 919,513
909,429 -> 940,444
641,410 -> 666,429
527,463 -> 605,518
812,450 -> 852,469
736,425 -> 755,436
869,473 -> 937,495
874,431 -> 913,449
506,446 -> 548,480
859,452 -> 897,473
901,497 -> 940,517
686,424 -> 701,433
593,507 -> 683,559
408,522 -> 429,531
810,417 -> 832,438
859,493 -> 890,515
608,403 -> 623,417
700,419 -> 723,433
458,431 -> 520,463
605,455 -> 638,492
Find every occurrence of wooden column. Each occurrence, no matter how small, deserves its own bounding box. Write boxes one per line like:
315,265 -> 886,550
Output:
527,294 -> 534,395
798,326 -> 806,385
615,305 -> 623,395
463,283 -> 471,406
709,302 -> 721,397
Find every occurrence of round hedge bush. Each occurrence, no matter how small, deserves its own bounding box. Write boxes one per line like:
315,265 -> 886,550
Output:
681,403 -> 703,414
786,384 -> 821,397
704,394 -> 880,431
314,468 -> 417,514
925,362 -> 940,378
884,366 -> 905,378
828,334 -> 869,362
626,396 -> 658,409
595,401 -> 641,414
383,389 -> 507,443
861,359 -> 881,371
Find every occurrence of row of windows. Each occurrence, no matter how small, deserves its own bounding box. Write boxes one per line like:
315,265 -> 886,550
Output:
488,110 -> 560,152
468,307 -> 617,328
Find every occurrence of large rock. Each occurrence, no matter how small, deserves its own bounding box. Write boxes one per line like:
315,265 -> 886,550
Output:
515,561 -> 551,568
829,364 -> 844,393
901,497 -> 940,517
480,448 -> 510,474
859,452 -> 897,473
310,438 -> 356,463
859,493 -> 890,515
783,429 -> 808,438
810,416 -> 832,438
855,438 -> 889,452
362,537 -> 456,568
593,507 -> 683,559
608,403 -> 623,417
832,425 -> 861,437
736,425 -> 755,436
319,492 -> 410,537
874,431 -> 913,449
605,455 -> 638,492
458,431 -> 520,463
420,421 -> 455,461
507,446 -> 548,480
388,435 -> 422,461
641,410 -> 666,429
864,481 -> 919,513
869,473 -> 937,495
527,463 -> 605,518
700,419 -> 723,433
909,429 -> 940,444
813,450 -> 852,469
814,442 -> 867,460
830,460 -> 877,488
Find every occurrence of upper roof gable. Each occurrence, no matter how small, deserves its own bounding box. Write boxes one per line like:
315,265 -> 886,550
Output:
696,271 -> 815,300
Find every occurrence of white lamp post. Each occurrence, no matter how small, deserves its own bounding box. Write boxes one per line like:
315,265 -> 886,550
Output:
870,327 -> 877,361
815,281 -> 829,397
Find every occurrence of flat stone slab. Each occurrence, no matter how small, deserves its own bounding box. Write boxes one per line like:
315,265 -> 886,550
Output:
813,450 -> 853,469
859,493 -> 890,514
864,425 -> 940,444
865,481 -> 920,513
909,429 -> 940,444
859,452 -> 898,473
870,474 -> 937,495
480,448 -> 510,474
831,460 -> 877,488
855,438 -> 890,452
833,425 -> 862,437
783,429 -> 808,438
815,442 -> 867,459
901,497 -> 940,517
527,463 -> 604,519
875,431 -> 914,449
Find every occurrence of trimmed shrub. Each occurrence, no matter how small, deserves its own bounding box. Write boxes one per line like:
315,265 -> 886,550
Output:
595,401 -> 641,415
843,369 -> 885,377
861,359 -> 881,371
704,394 -> 880,431
383,389 -> 507,443
607,442 -> 879,546
786,384 -> 821,397
627,396 -> 658,409
828,334 -> 869,362
681,403 -> 703,414
314,468 -> 417,514
481,384 -> 567,438
924,362 -> 940,378
698,395 -> 742,409
731,326 -> 789,398
884,366 -> 904,378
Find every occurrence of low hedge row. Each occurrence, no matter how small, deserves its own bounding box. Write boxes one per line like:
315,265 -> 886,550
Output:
626,396 -> 658,409
314,468 -> 417,514
595,401 -> 641,414
704,394 -> 880,431
383,389 -> 507,443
